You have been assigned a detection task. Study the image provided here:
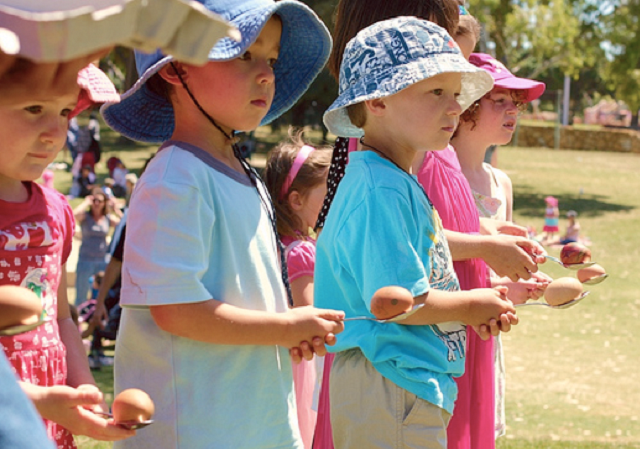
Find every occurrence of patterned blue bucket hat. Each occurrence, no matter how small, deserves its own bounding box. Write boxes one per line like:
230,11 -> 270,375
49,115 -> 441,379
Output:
323,17 -> 494,138
102,0 -> 331,143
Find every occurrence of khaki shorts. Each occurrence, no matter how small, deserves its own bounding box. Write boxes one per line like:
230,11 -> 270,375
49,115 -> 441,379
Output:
330,349 -> 451,449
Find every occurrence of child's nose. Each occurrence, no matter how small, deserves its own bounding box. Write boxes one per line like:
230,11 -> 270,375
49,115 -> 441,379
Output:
506,103 -> 519,115
448,97 -> 463,116
256,61 -> 276,85
40,117 -> 68,145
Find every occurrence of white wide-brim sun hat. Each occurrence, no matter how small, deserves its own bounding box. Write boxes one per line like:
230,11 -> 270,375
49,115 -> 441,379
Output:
323,17 -> 494,138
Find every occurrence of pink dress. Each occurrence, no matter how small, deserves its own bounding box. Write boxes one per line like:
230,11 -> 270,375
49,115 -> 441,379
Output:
0,182 -> 76,449
417,147 -> 495,449
282,235 -> 319,449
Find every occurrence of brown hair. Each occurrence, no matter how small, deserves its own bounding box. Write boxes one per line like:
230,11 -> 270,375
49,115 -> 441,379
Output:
264,128 -> 332,237
328,0 -> 460,81
90,187 -> 109,216
458,89 -> 528,131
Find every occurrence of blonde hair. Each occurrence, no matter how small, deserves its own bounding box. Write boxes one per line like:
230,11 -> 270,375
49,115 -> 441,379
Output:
264,128 -> 332,237
456,14 -> 481,43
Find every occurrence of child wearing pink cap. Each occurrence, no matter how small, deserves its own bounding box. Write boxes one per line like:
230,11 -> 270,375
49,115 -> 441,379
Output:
263,130 -> 332,449
543,195 -> 560,242
451,52 -> 551,441
0,63 -> 132,447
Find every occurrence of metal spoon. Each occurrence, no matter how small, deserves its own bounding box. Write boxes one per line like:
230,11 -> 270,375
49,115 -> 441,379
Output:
0,318 -> 49,337
515,291 -> 590,309
343,304 -> 425,323
543,255 -> 596,270
93,412 -> 154,430
581,273 -> 609,285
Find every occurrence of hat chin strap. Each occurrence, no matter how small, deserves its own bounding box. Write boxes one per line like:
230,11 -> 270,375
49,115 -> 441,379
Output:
169,62 -> 239,146
168,62 -> 295,307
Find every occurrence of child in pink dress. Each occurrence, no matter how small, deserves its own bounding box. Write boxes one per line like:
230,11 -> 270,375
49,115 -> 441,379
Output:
264,130 -> 332,449
543,196 -> 560,242
452,53 -> 551,441
0,64 -> 132,448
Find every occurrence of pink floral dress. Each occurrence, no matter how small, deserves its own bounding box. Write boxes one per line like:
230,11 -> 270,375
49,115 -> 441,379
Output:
0,182 -> 76,449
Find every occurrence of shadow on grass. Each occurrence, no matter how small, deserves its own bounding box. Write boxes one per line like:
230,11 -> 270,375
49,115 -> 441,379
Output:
513,188 -> 635,218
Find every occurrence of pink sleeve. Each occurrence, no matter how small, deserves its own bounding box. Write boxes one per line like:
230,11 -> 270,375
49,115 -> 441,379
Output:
286,241 -> 316,282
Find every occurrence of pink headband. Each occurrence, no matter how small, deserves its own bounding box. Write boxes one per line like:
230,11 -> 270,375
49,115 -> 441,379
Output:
279,145 -> 315,200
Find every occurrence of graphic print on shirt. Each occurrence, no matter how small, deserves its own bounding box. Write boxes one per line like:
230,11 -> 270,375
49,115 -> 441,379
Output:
426,211 -> 466,362
0,220 -> 58,316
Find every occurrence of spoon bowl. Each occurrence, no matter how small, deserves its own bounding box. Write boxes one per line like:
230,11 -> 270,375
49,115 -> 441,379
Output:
93,412 -> 154,430
580,273 -> 609,285
0,318 -> 49,336
544,255 -> 596,270
515,291 -> 590,310
343,304 -> 424,323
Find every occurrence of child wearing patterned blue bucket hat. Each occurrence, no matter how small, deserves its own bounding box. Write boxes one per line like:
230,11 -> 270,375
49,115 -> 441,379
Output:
315,17 -> 519,448
103,1 -> 345,449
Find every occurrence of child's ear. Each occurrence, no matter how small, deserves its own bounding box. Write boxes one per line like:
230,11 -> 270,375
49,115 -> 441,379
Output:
364,98 -> 387,117
287,191 -> 304,211
158,62 -> 189,86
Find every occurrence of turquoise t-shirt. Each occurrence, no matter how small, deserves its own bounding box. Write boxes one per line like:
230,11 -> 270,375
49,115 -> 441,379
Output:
315,151 -> 465,414
115,142 -> 301,449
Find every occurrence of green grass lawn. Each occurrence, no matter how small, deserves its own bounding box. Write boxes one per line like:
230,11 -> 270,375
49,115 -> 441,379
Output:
66,130 -> 640,448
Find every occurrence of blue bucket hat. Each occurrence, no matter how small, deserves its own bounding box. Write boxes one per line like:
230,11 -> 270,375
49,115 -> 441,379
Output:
102,0 -> 331,143
323,17 -> 494,138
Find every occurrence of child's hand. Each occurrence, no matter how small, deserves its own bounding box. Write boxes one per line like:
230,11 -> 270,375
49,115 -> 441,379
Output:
24,383 -> 135,441
283,306 -> 344,353
464,286 -> 515,328
290,334 -> 338,364
494,272 -> 551,305
484,235 -> 545,281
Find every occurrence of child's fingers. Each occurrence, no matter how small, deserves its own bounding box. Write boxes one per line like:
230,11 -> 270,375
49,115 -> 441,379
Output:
488,319 -> 500,336
289,347 -> 302,364
472,324 -> 491,341
298,341 -> 314,361
324,333 -> 337,346
316,308 -> 346,323
312,337 -> 328,357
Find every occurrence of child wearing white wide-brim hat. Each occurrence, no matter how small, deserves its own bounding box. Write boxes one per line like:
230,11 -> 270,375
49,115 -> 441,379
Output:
316,17 -> 519,449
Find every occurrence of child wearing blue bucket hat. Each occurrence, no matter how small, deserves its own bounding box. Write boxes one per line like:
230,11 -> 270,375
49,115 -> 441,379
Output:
101,1 -> 345,448
315,17 -> 519,448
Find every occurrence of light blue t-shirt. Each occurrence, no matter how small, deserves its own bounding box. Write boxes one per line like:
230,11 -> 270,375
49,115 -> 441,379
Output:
114,142 -> 301,449
315,151 -> 465,414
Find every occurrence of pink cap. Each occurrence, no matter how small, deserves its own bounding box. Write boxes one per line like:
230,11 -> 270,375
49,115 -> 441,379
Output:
279,145 -> 315,200
469,53 -> 545,102
69,64 -> 120,119
545,196 -> 558,207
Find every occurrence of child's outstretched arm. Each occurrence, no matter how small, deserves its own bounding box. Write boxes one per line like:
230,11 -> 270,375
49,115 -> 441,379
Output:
400,286 -> 517,332
150,301 -> 344,350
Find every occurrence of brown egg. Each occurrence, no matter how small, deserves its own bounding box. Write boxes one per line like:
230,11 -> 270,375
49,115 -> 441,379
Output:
560,242 -> 591,265
577,264 -> 606,283
544,277 -> 583,306
112,389 -> 155,423
370,286 -> 414,320
0,286 -> 42,331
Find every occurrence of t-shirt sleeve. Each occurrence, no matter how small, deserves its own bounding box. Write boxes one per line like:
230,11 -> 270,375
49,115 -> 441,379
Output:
285,241 -> 316,282
335,186 -> 431,311
112,225 -> 126,262
121,179 -> 214,306
59,193 -> 75,265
